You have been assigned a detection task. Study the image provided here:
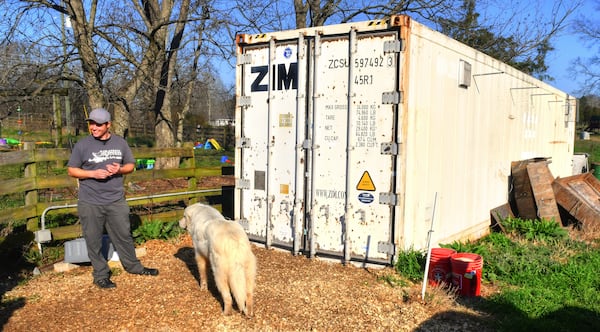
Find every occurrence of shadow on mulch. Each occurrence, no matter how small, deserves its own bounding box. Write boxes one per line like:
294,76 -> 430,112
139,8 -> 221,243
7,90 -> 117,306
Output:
0,248 -> 34,329
174,247 -> 237,311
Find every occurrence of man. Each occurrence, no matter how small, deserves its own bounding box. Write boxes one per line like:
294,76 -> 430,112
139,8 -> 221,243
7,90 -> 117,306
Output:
67,108 -> 158,289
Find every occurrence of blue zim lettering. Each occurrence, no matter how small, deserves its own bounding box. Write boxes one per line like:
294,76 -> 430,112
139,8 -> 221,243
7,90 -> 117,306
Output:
274,62 -> 298,90
251,66 -> 268,92
250,63 -> 298,92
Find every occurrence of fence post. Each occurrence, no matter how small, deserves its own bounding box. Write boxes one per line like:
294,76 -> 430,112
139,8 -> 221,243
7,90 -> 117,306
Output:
23,142 -> 40,232
185,146 -> 198,206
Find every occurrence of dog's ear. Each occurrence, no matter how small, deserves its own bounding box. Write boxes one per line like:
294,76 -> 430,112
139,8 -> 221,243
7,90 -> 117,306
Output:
179,215 -> 188,229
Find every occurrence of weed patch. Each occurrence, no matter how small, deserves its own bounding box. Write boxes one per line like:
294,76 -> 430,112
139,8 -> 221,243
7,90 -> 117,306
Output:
391,216 -> 600,331
132,220 -> 185,245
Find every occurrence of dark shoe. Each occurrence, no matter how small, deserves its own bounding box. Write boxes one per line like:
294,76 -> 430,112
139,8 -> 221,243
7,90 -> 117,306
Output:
135,267 -> 159,276
94,278 -> 116,289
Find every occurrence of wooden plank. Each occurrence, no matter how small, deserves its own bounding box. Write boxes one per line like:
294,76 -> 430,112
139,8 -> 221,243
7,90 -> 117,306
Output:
553,173 -> 600,225
0,143 -> 226,228
490,203 -> 514,231
526,162 -> 561,223
511,160 -> 538,219
50,224 -> 83,241
48,207 -> 220,241
131,147 -> 194,158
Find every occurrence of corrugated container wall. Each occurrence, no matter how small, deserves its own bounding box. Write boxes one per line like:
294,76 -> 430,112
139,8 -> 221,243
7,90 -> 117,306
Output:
234,15 -> 576,266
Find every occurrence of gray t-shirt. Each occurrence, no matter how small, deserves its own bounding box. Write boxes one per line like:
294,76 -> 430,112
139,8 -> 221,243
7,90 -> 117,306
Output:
67,134 -> 135,205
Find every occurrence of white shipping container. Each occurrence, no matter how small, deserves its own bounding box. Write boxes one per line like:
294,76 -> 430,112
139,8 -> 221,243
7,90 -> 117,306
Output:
234,15 -> 576,265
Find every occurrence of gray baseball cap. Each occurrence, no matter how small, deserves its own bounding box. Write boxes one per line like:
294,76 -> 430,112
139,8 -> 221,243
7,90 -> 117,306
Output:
86,108 -> 111,124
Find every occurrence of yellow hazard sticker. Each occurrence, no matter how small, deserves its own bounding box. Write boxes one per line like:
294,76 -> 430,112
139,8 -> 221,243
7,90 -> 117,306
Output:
356,171 -> 376,191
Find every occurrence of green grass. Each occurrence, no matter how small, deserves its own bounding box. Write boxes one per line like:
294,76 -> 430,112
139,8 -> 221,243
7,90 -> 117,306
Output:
574,139 -> 600,163
0,128 -> 54,144
193,148 -> 234,167
394,217 -> 600,331
479,226 -> 600,331
131,220 -> 185,245
575,129 -> 600,164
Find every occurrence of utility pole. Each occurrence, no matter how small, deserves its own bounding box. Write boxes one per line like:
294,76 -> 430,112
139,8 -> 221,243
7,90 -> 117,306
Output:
61,1 -> 71,141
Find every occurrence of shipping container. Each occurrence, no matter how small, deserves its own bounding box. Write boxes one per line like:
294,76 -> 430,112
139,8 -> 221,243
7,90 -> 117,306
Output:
233,15 -> 576,265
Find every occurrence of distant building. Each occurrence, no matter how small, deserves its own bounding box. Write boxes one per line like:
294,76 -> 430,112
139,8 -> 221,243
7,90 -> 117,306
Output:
209,118 -> 234,127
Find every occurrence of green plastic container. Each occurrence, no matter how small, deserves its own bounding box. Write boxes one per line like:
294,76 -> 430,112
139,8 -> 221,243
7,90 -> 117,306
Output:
5,138 -> 20,145
592,163 -> 600,181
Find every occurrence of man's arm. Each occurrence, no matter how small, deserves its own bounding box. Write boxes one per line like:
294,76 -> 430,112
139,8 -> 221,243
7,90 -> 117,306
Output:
67,162 -> 134,180
67,166 -> 111,180
108,162 -> 135,175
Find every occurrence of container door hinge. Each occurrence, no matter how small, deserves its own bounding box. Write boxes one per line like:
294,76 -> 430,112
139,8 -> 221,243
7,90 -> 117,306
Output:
237,53 -> 252,66
379,192 -> 398,206
302,139 -> 311,149
238,95 -> 251,107
237,178 -> 251,189
237,137 -> 251,148
380,142 -> 399,155
377,241 -> 397,255
382,91 -> 402,104
383,39 -> 404,53
238,218 -> 250,231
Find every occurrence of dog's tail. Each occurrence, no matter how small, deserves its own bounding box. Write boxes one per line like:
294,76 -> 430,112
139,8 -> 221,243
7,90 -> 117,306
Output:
227,238 -> 256,316
221,232 -> 256,316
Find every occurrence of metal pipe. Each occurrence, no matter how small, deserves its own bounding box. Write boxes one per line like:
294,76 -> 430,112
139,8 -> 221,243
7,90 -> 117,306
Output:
265,37 -> 275,249
421,192 -> 439,300
37,188 -> 221,251
342,28 -> 357,264
292,32 -> 306,256
308,32 -> 321,259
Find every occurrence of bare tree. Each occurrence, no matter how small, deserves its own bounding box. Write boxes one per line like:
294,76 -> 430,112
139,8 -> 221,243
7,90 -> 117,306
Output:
573,0 -> 600,94
232,0 -> 464,30
232,0 -> 579,82
0,1 -> 230,160
437,0 -> 581,80
0,0 -> 580,151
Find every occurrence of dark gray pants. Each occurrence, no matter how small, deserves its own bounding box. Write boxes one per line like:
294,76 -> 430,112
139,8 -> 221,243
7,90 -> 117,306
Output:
78,199 -> 144,281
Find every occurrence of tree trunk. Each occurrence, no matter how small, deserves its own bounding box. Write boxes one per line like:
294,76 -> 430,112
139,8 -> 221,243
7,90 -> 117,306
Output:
111,102 -> 129,138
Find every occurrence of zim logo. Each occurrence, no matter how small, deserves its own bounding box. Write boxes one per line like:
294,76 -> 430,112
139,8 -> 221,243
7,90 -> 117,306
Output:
250,62 -> 298,92
358,192 -> 374,204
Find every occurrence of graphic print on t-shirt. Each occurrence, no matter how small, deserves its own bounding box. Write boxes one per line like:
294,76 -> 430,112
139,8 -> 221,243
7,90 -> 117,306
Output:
88,149 -> 123,164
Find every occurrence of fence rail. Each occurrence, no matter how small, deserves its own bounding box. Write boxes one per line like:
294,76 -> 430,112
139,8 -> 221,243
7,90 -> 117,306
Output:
1,113 -> 235,150
0,146 -> 225,241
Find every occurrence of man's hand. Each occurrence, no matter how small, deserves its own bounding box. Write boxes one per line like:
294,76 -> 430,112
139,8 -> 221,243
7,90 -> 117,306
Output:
106,162 -> 121,176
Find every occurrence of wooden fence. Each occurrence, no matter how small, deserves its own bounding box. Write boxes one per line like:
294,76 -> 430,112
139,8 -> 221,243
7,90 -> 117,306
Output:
1,112 -> 235,150
0,145 -> 227,242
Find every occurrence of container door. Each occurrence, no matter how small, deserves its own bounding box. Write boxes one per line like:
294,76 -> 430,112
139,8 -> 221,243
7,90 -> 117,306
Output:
236,38 -> 307,252
307,30 -> 399,263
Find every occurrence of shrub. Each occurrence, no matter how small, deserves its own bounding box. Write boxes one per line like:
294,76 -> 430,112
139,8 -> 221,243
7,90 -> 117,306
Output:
132,220 -> 184,244
394,247 -> 426,281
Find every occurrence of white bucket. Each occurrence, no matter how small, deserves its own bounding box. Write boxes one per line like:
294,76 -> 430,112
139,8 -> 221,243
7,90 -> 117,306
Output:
580,131 -> 590,140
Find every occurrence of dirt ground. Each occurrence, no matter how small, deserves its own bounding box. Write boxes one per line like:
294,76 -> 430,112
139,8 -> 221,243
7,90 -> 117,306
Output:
1,175 -> 495,331
1,235 -> 495,332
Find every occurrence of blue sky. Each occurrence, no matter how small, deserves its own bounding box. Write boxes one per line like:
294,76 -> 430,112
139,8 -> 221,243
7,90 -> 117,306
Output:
543,0 -> 598,96
224,1 -> 597,97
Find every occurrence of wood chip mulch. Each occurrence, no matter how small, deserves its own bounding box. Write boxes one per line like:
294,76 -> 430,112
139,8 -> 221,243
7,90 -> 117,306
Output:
1,233 -> 494,331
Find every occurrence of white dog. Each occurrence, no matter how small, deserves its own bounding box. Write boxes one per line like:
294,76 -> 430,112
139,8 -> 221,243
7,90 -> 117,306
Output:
179,203 -> 256,316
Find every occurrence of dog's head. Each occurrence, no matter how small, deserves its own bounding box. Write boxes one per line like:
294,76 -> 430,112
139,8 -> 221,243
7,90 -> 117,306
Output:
179,203 -> 224,230
179,213 -> 190,229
